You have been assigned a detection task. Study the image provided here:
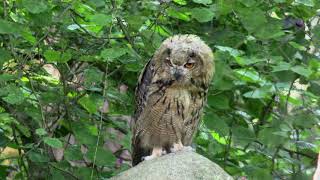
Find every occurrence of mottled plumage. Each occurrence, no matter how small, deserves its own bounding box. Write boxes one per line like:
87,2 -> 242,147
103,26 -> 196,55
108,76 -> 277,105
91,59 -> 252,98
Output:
132,34 -> 214,166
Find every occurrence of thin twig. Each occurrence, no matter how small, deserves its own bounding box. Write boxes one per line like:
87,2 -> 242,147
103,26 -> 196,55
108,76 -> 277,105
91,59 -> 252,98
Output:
271,145 -> 281,172
3,0 -> 7,18
90,65 -> 108,179
285,79 -> 295,115
11,125 -> 29,177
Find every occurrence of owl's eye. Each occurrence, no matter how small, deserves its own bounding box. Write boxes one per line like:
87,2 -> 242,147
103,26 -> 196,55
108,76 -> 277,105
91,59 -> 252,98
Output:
165,57 -> 172,66
184,62 -> 195,69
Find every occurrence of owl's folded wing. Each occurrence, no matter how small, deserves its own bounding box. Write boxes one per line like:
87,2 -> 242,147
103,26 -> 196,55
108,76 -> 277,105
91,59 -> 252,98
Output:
131,58 -> 155,166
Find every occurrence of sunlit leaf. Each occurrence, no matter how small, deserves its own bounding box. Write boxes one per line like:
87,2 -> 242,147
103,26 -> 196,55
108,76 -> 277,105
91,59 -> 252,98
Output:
89,13 -> 112,26
294,0 -> 314,7
290,65 -> 312,78
43,137 -> 63,148
36,128 -> 47,136
173,0 -> 187,5
44,50 -> 72,63
100,48 -> 127,62
192,0 -> 212,5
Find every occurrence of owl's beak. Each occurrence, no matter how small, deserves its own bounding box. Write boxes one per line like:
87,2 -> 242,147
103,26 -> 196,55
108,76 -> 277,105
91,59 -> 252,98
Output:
173,69 -> 183,81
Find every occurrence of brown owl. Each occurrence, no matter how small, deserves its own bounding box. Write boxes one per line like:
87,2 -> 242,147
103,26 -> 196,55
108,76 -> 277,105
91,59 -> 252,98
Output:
131,34 -> 214,166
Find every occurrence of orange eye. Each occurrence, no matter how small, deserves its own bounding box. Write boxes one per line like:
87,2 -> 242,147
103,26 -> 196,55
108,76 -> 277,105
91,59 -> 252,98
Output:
184,62 -> 194,69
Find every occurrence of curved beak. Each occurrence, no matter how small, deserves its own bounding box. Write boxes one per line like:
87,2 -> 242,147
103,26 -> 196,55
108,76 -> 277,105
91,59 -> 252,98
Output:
173,68 -> 183,81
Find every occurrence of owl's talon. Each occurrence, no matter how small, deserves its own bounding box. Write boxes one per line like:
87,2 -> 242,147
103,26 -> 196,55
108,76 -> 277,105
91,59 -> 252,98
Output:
142,147 -> 163,161
142,155 -> 156,161
170,141 -> 184,153
162,150 -> 167,155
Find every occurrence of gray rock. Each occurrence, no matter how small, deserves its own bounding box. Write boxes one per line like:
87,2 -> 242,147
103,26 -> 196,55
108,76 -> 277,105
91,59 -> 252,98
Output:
110,150 -> 233,180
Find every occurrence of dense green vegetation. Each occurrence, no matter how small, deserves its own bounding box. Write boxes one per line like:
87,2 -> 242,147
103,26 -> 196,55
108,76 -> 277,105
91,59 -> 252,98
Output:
0,0 -> 319,179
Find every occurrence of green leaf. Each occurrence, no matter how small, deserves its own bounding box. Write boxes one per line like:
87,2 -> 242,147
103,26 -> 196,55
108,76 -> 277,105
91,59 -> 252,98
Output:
84,67 -> 104,88
28,151 -> 49,162
64,146 -> 83,161
207,94 -> 230,109
0,20 -> 36,43
290,113 -> 318,128
289,41 -> 307,51
234,69 -> 264,83
0,20 -> 21,35
89,13 -> 112,26
191,8 -> 215,22
0,133 -> 9,147
44,50 -> 72,63
204,113 -> 230,136
296,141 -> 317,150
192,0 -> 212,5
78,94 -> 103,114
272,62 -> 292,72
312,25 -> 320,43
43,137 -> 63,148
239,0 -> 256,7
254,21 -> 284,39
215,46 -> 244,57
35,128 -> 47,136
234,56 -> 266,66
86,147 -> 116,167
88,0 -> 106,7
100,48 -> 127,62
22,0 -> 48,14
0,49 -> 12,68
2,85 -> 25,105
215,0 -> 233,16
294,0 -> 314,7
72,122 -> 97,146
244,166 -> 273,180
0,74 -> 16,83
238,8 -> 267,33
173,0 -> 187,5
16,123 -> 31,138
243,85 -> 275,99
258,128 -> 287,147
167,7 -> 191,21
290,65 -> 312,78
232,126 -> 255,146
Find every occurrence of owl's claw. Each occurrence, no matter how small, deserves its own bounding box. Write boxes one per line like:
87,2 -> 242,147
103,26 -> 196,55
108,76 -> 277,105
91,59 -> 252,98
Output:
161,149 -> 167,155
142,155 -> 156,161
170,142 -> 195,153
142,147 -> 163,161
170,141 -> 184,153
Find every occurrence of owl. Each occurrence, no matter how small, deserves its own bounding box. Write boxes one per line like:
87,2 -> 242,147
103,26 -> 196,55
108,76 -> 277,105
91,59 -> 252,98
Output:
131,34 -> 214,166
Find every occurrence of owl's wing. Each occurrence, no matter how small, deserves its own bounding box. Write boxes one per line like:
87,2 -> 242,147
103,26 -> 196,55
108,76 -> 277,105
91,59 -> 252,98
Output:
132,58 -> 155,166
133,59 -> 154,124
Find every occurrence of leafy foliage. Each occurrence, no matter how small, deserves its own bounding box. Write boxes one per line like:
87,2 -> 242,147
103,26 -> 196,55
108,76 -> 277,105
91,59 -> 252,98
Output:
0,0 -> 319,179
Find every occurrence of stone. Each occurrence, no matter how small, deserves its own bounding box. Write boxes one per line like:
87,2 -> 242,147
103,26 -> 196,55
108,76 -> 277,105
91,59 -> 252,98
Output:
110,150 -> 233,180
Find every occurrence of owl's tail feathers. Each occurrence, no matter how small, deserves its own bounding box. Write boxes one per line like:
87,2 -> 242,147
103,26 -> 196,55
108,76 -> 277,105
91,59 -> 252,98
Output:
131,139 -> 149,166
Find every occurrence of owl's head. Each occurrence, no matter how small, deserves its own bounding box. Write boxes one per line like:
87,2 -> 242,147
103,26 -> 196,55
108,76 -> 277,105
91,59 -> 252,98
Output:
153,34 -> 214,89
